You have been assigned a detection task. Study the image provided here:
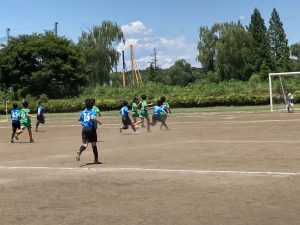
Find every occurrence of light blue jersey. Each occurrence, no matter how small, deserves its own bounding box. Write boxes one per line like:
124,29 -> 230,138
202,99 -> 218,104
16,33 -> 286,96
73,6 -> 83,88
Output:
153,105 -> 165,116
120,105 -> 129,117
79,109 -> 97,128
37,105 -> 45,116
11,109 -> 20,122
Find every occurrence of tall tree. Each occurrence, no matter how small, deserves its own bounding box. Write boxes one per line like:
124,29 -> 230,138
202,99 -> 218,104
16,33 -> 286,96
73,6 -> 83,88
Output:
290,43 -> 300,71
215,22 -> 251,81
78,21 -> 124,85
197,26 -> 218,73
268,8 -> 291,72
247,8 -> 271,77
0,32 -> 87,98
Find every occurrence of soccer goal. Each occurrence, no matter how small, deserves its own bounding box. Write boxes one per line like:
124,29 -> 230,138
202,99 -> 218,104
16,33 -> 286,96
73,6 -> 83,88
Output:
269,71 -> 300,112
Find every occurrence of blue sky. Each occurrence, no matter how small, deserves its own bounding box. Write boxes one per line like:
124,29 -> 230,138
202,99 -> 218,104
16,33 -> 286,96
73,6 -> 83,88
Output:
1,0 -> 300,69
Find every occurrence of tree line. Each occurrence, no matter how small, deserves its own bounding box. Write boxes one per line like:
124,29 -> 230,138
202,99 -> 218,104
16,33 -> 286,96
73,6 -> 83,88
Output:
1,8 -> 300,100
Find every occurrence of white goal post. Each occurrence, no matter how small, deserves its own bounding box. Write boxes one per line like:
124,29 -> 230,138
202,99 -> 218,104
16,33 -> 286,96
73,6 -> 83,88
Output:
269,71 -> 300,112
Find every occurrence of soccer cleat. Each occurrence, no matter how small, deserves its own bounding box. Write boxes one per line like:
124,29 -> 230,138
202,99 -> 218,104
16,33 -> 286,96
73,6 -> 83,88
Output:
76,151 -> 81,161
10,139 -> 14,143
94,160 -> 102,164
119,128 -> 122,133
14,135 -> 19,140
29,139 -> 34,143
134,131 -> 139,135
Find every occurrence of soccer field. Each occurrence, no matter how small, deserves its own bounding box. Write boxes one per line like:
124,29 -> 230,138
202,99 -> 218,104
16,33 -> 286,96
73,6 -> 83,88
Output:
0,111 -> 300,225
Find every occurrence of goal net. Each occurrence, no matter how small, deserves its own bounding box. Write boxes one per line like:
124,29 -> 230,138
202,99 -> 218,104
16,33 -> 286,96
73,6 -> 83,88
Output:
269,72 -> 300,112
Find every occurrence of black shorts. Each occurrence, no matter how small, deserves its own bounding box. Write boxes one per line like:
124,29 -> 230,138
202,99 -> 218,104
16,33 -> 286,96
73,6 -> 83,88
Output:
151,115 -> 163,126
122,116 -> 132,127
37,115 -> 45,124
12,121 -> 20,132
82,127 -> 97,143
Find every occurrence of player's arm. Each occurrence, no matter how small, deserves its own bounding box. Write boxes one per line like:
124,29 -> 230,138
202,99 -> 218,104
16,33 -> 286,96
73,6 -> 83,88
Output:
91,116 -> 102,125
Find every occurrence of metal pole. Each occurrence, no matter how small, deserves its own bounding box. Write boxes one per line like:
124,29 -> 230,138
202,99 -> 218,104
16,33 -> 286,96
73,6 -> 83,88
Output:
6,28 -> 10,42
54,22 -> 58,36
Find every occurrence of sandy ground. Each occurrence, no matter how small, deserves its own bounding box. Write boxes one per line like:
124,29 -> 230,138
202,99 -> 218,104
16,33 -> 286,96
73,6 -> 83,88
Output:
0,111 -> 300,225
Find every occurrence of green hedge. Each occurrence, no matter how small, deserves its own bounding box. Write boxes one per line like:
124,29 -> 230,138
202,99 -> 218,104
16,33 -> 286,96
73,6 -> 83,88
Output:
1,79 -> 299,114
0,94 -> 273,114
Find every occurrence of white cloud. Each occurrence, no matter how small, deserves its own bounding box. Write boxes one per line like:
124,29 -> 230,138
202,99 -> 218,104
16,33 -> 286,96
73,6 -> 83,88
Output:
121,21 -> 152,35
239,16 -> 245,20
118,21 -> 200,69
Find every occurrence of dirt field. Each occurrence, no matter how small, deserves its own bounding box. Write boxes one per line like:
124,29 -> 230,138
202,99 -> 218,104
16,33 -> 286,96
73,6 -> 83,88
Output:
0,111 -> 300,225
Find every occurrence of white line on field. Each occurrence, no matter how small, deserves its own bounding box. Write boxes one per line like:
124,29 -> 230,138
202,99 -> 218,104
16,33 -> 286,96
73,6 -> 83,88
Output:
183,140 -> 300,143
0,166 -> 299,177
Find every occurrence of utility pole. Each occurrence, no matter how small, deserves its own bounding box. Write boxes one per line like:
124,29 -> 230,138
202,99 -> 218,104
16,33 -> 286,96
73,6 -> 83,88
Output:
54,22 -> 58,36
6,28 -> 10,42
153,48 -> 158,69
122,51 -> 126,87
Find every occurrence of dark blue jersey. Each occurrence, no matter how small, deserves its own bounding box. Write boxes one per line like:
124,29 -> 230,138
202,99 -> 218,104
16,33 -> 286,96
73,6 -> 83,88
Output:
79,109 -> 97,128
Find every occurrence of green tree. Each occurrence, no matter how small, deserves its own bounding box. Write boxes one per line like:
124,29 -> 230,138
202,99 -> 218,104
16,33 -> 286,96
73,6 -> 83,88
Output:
78,20 -> 125,85
168,59 -> 195,86
0,32 -> 87,98
268,8 -> 291,72
197,26 -> 218,73
247,8 -> 271,76
215,22 -> 251,81
290,42 -> 300,71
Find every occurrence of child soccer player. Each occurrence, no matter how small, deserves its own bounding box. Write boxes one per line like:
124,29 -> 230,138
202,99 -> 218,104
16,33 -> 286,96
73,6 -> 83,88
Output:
139,94 -> 151,132
131,97 -> 140,124
151,100 -> 169,130
10,103 -> 21,143
76,99 -> 102,164
285,90 -> 294,113
35,101 -> 45,132
16,101 -> 34,143
119,101 -> 141,134
160,96 -> 171,129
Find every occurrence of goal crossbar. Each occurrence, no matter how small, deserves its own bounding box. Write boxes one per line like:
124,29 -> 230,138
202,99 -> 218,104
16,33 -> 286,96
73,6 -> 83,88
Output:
269,72 -> 300,112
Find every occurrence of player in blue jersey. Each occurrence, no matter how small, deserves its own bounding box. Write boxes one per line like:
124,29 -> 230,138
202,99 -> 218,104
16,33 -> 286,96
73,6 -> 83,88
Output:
119,101 -> 141,134
35,101 -> 46,132
10,103 -> 21,143
151,100 -> 169,130
160,96 -> 171,129
76,99 -> 102,164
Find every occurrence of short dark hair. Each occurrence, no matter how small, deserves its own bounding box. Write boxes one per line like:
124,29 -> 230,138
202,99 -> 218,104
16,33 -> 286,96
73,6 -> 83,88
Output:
90,98 -> 96,105
133,97 -> 138,103
85,99 -> 93,109
141,94 -> 147,100
38,101 -> 43,105
22,101 -> 29,108
157,100 -> 163,107
12,103 -> 18,109
123,101 -> 129,106
160,96 -> 166,102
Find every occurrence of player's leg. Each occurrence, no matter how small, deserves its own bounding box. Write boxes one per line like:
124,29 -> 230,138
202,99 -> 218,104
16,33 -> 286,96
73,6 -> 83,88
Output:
91,142 -> 101,164
76,128 -> 89,161
160,116 -> 167,129
146,116 -> 151,132
35,116 -> 40,132
159,117 -> 169,130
